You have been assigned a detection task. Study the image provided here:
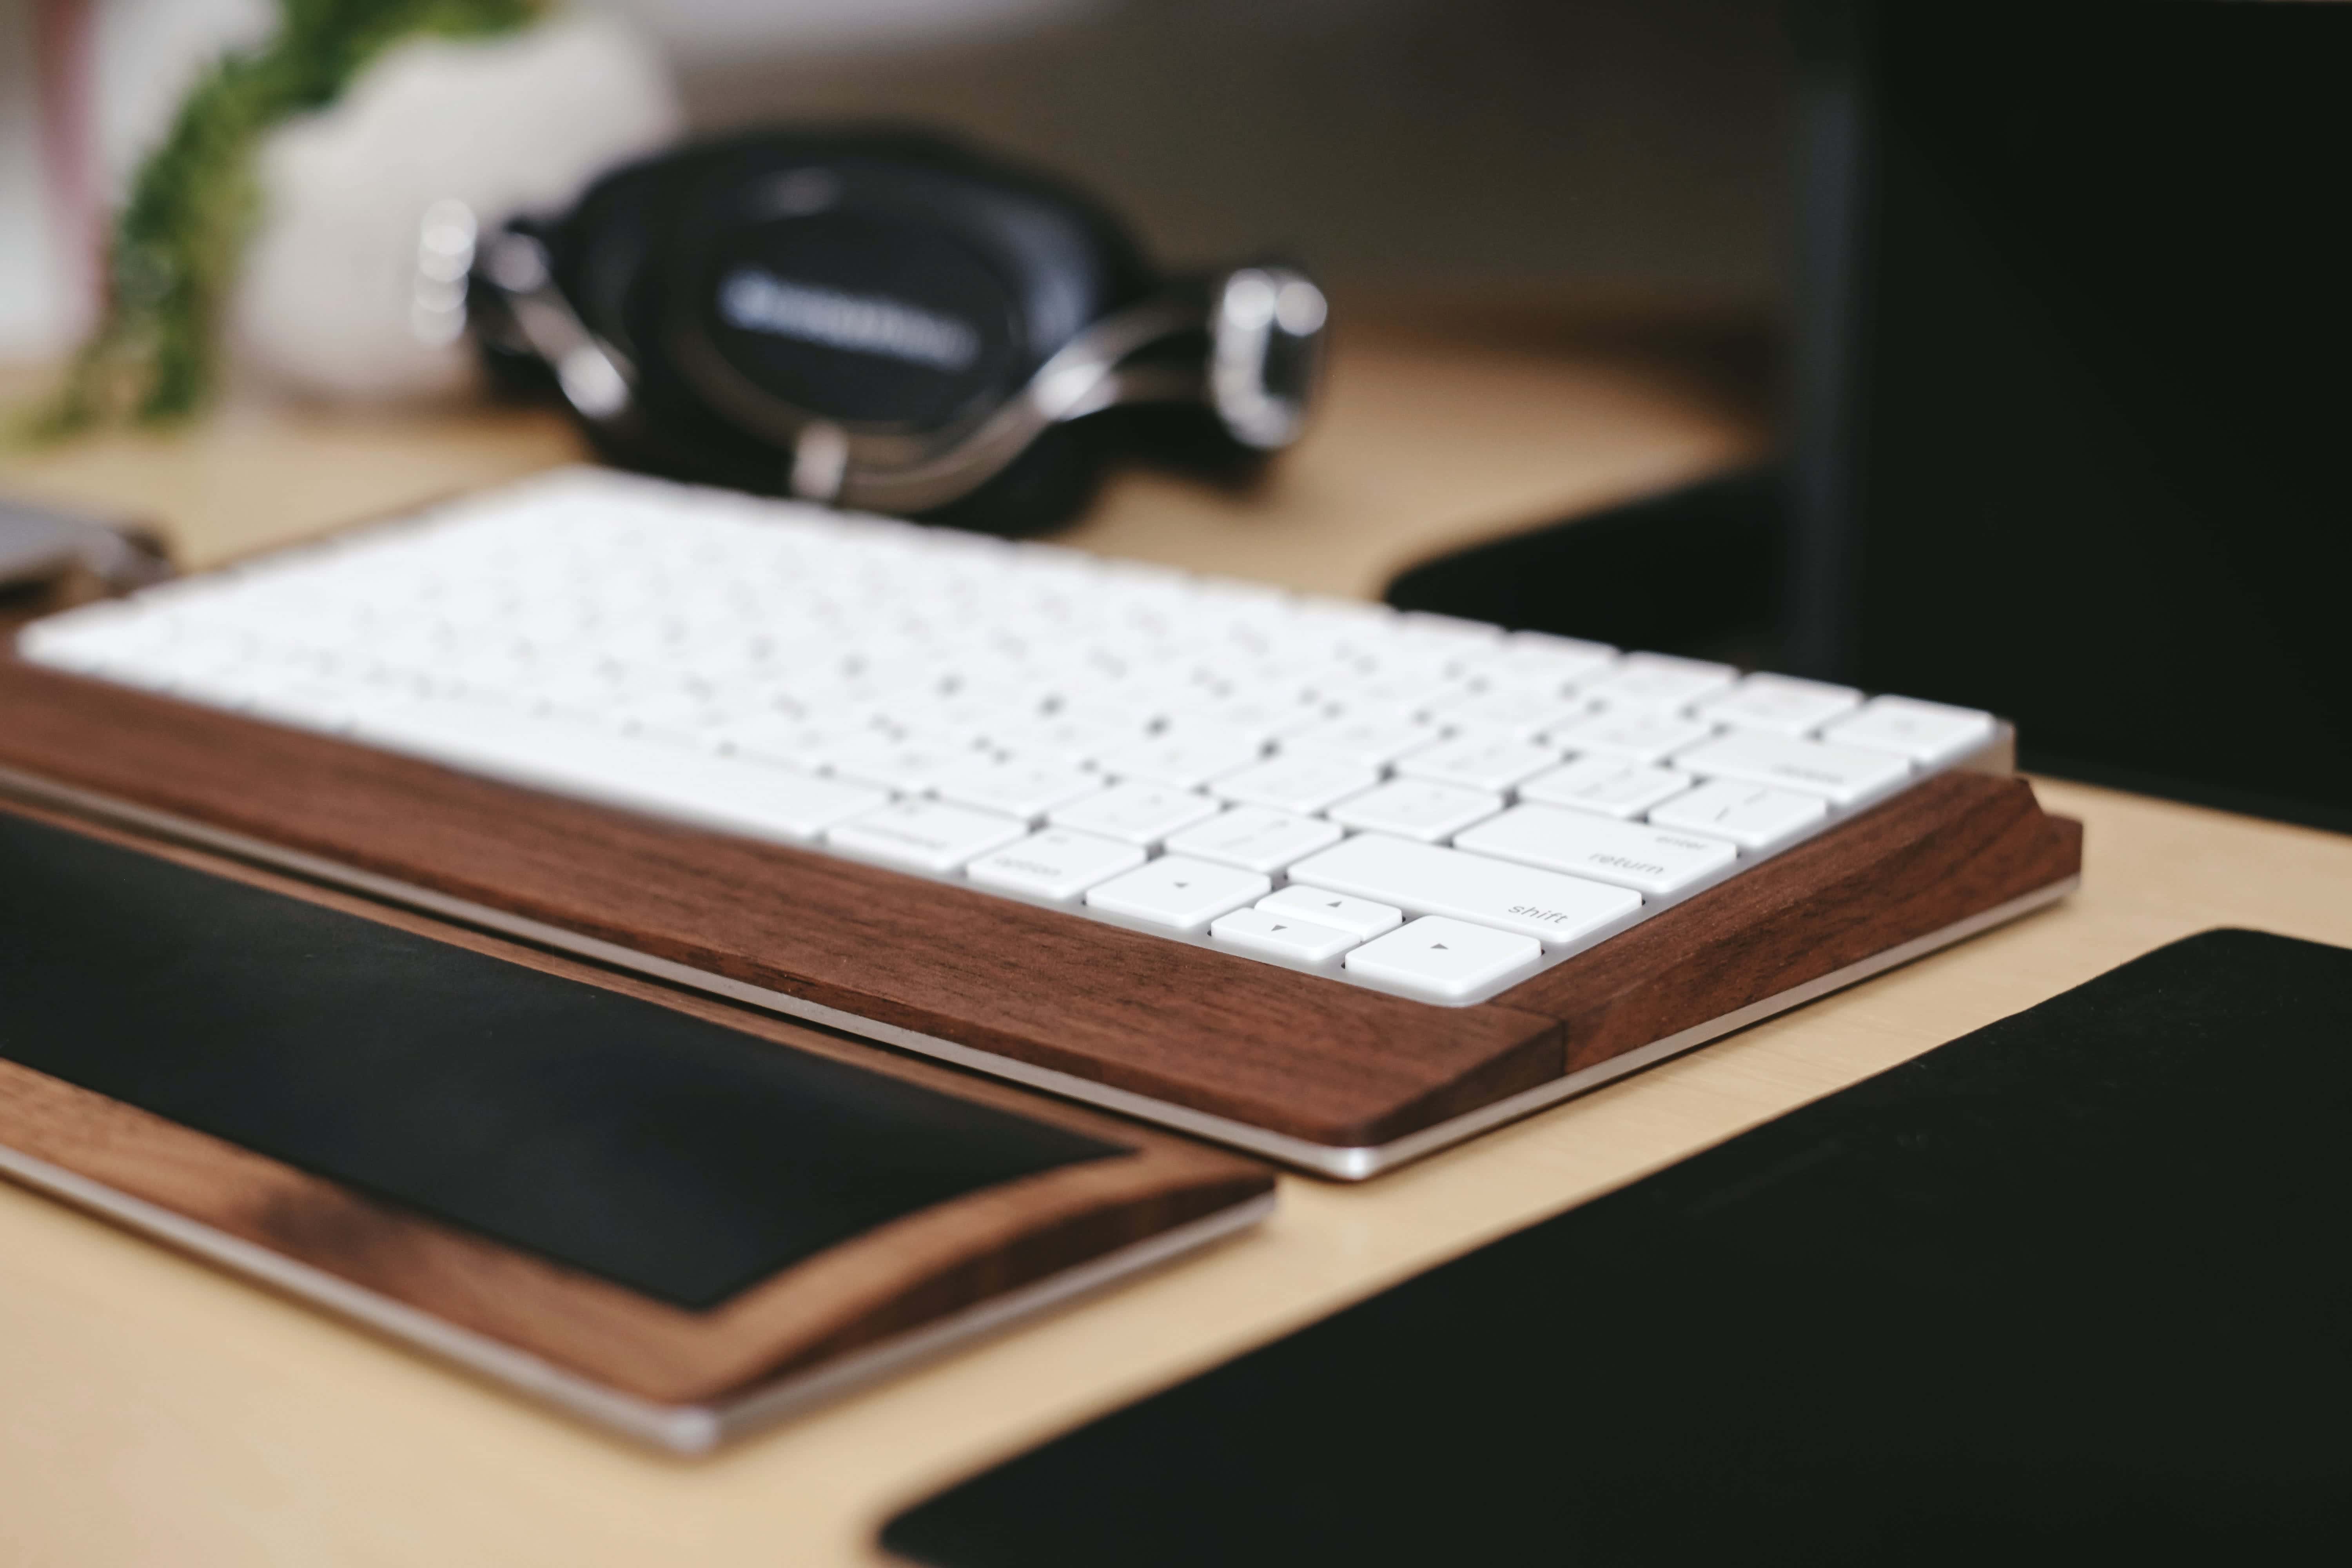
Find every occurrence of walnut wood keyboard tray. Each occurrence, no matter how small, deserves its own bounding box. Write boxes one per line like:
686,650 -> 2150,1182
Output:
0,793 -> 1272,1452
0,657 -> 2082,1176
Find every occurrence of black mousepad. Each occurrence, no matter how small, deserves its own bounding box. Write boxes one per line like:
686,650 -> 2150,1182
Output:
884,929 -> 2352,1565
0,809 -> 1120,1310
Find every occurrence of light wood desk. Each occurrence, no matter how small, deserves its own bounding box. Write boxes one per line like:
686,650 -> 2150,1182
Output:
0,308 -> 1766,594
4,314 -> 2349,1566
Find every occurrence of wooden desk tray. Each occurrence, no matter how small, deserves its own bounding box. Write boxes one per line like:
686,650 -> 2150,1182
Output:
0,796 -> 1273,1453
0,657 -> 2082,1177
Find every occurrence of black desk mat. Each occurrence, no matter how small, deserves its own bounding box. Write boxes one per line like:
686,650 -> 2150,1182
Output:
886,929 -> 2352,1564
0,809 -> 1119,1310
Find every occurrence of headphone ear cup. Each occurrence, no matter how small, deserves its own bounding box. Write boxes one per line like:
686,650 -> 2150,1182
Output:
912,421 -> 1105,538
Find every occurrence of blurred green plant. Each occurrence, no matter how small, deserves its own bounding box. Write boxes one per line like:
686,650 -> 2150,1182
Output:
21,0 -> 541,440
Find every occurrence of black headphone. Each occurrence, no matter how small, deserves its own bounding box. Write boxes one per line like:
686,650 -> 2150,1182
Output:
467,129 -> 1328,536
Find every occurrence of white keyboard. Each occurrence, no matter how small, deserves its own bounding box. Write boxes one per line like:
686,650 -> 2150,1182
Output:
16,468 -> 2003,1005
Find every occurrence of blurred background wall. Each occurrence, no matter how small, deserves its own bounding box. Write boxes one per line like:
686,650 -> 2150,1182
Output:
0,0 -> 1790,360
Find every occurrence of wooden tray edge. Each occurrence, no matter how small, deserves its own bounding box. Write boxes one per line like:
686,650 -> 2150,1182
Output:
0,799 -> 1274,1413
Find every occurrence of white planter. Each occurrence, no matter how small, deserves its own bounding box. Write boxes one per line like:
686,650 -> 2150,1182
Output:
227,13 -> 680,403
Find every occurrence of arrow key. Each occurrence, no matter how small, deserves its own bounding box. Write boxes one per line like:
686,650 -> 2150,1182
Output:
1345,916 -> 1543,1000
1256,885 -> 1405,940
1085,855 -> 1272,932
1209,906 -> 1360,964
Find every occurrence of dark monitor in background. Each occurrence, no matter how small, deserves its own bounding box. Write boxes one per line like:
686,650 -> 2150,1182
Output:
1787,0 -> 2352,831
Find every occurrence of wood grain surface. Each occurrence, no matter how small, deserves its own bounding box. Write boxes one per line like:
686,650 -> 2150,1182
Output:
0,658 -> 2080,1151
0,306 -> 1766,599
0,659 -> 1565,1148
0,796 -> 1270,1406
1500,771 -> 2086,1068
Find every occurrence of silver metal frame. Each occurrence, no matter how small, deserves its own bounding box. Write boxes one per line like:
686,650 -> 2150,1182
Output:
0,1133 -> 1273,1454
0,759 -> 2071,1180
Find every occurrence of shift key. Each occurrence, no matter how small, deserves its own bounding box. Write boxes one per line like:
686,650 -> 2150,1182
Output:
1285,834 -> 1641,948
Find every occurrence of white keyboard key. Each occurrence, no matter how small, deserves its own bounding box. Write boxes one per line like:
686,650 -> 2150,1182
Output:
141,661 -> 246,713
230,672 -> 372,733
1648,779 -> 1828,851
1047,781 -> 1221,846
1392,610 -> 1507,652
15,607 -> 158,670
1344,917 -> 1543,1000
1277,655 -> 1374,705
1673,730 -> 1911,807
1340,669 -> 1469,715
1573,652 -> 1737,711
353,700 -> 888,842
1509,630 -> 1617,661
1287,834 -> 1642,947
1515,756 -> 1695,818
1212,752 -> 1381,814
1183,695 -> 1329,742
24,468 -> 2000,1002
1454,806 -> 1737,896
608,681 -> 736,741
1256,885 -> 1404,940
822,734 -> 987,794
1094,725 -> 1265,789
825,798 -> 1027,873
1455,635 -> 1618,693
1544,709 -> 1717,764
1396,732 -> 1561,792
932,756 -> 1102,820
1326,777 -> 1506,842
985,705 -> 1157,765
965,828 -> 1145,900
1207,907 -> 1359,964
1084,855 -> 1272,932
1164,806 -> 1343,874
1425,681 -> 1590,733
77,644 -> 226,691
711,708 -> 882,768
1280,713 -> 1439,768
890,689 -> 1036,745
1287,594 -> 1399,639
1821,695 -> 1998,764
1695,673 -> 1861,735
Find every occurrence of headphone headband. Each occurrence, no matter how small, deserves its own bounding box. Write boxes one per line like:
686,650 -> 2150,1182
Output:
469,131 -> 1327,535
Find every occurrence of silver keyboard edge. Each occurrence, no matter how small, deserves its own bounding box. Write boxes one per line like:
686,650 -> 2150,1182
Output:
0,1135 -> 1273,1454
1326,874 -> 2078,1177
706,1191 -> 1274,1446
0,759 -> 2069,1179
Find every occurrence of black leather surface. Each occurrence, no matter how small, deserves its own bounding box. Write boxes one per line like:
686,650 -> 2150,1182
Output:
1800,2 -> 2352,833
886,929 -> 2352,1565
1384,468 -> 1785,669
0,810 -> 1122,1310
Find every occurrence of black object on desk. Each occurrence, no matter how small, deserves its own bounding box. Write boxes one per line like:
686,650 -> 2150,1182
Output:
0,804 -> 1273,1447
0,807 -> 1116,1310
1386,468 -> 1784,668
1784,0 -> 2352,831
885,929 -> 2352,1566
1394,0 -> 2352,835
